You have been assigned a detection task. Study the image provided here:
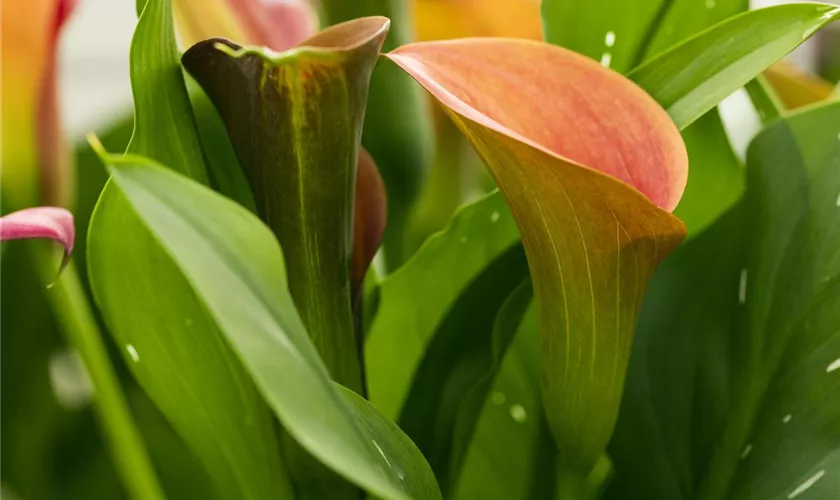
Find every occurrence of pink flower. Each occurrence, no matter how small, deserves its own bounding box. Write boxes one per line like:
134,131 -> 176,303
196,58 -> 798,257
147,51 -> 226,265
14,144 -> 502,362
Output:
174,0 -> 318,51
0,207 -> 75,273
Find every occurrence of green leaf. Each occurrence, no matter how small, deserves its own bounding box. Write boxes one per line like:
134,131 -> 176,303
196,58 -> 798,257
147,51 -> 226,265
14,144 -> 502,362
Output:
640,0 -> 748,62
642,0 -> 748,236
366,191 -> 520,420
88,0 -> 291,498
181,17 -> 390,393
541,0 -> 670,74
628,3 -> 840,129
388,38 -> 687,486
608,100 -> 840,499
397,245 -> 531,494
127,0 -> 207,181
453,310 -> 557,500
98,151 -> 442,500
320,0 -> 434,268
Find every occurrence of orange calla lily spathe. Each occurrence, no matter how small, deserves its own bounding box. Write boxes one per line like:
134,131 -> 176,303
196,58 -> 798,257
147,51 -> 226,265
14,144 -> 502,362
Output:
414,0 -> 542,41
387,38 -> 687,480
1,0 -> 76,211
388,39 -> 687,210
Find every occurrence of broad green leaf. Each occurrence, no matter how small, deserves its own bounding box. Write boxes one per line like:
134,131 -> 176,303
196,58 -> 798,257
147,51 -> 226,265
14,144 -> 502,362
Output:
628,3 -> 840,129
388,39 -> 687,485
98,151 -> 442,500
321,0 -> 434,268
541,0 -> 669,74
609,100 -> 840,500
453,309 -> 557,499
181,17 -> 390,393
88,0 -> 291,498
366,191 -> 520,420
397,245 -> 531,494
641,0 -> 748,61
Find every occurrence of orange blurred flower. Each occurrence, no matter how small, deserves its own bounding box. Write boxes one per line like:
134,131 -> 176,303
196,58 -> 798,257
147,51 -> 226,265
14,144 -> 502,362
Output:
1,0 -> 77,210
413,0 -> 542,41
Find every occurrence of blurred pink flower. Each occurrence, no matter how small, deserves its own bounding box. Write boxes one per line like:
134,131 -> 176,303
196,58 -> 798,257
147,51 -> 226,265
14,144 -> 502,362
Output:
0,207 -> 75,273
174,0 -> 318,51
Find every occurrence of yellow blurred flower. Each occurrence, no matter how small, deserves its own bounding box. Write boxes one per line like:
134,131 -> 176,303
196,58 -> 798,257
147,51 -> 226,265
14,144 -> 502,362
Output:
413,0 -> 542,41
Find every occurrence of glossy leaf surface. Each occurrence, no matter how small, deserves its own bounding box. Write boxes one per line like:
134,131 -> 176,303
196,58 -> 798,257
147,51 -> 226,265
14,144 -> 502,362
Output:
88,1 -> 290,498
182,17 -> 390,392
453,309 -> 555,499
609,100 -> 840,500
366,192 -> 520,420
398,245 -> 531,493
628,3 -> 840,129
100,151 -> 442,500
542,0 -> 668,74
388,39 -> 687,479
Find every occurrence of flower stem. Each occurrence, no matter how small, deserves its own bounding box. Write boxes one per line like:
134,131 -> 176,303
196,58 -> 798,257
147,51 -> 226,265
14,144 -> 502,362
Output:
41,251 -> 165,500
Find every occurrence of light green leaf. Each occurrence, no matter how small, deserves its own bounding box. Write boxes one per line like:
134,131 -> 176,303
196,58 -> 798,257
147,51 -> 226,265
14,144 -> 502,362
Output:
541,0 -> 670,74
366,191 -> 520,420
97,152 -> 442,500
453,309 -> 556,500
397,246 -> 531,494
127,0 -> 207,181
628,3 -> 840,129
88,0 -> 290,498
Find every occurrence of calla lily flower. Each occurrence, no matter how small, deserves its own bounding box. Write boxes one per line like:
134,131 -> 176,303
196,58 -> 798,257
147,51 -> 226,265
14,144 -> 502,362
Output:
173,0 -> 317,51
414,0 -> 542,41
0,207 -> 75,273
176,0 -> 387,290
1,0 -> 77,211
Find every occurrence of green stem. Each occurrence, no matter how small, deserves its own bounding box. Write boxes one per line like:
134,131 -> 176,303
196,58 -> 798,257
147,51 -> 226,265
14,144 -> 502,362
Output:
40,251 -> 165,500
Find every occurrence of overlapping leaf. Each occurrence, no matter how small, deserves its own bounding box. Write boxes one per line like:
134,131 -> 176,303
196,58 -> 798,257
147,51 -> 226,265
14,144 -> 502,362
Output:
388,39 -> 688,487
366,192 -> 520,420
627,2 -> 840,129
608,100 -> 840,499
98,151 -> 442,500
88,0 -> 291,498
